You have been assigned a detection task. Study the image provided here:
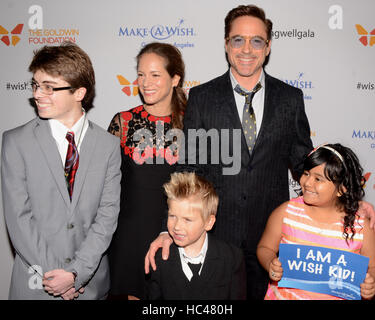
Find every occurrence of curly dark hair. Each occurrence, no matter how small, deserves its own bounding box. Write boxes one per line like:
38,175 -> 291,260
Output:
303,143 -> 365,242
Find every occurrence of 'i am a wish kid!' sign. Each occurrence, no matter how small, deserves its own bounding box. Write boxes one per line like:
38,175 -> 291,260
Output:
278,244 -> 369,300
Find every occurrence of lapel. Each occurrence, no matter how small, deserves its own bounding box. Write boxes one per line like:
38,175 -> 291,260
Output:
215,71 -> 242,129
33,118 -> 98,213
215,71 -> 251,166
252,72 -> 280,156
34,118 -> 71,208
70,121 -> 97,214
199,233 -> 220,284
168,245 -> 190,299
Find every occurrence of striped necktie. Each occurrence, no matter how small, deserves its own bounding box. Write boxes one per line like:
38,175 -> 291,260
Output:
64,131 -> 79,200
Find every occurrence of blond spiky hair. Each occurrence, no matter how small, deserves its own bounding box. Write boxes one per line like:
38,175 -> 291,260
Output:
163,172 -> 219,220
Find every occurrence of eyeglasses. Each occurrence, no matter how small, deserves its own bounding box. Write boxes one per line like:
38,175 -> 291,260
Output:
31,81 -> 72,95
226,35 -> 269,50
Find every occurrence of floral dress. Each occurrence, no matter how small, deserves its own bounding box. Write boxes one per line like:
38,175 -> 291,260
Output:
107,105 -> 179,299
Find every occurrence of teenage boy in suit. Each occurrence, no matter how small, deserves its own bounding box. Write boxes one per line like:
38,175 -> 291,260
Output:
147,172 -> 246,300
1,42 -> 121,300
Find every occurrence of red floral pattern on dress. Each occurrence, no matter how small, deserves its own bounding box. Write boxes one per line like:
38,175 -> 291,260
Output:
108,105 -> 179,165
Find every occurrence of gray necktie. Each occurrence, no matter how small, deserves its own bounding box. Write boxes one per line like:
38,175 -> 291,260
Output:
234,83 -> 262,153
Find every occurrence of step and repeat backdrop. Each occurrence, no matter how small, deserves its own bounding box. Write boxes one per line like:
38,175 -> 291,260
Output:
0,0 -> 373,298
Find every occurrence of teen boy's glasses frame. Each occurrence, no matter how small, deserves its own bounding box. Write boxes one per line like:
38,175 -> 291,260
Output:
30,81 -> 72,95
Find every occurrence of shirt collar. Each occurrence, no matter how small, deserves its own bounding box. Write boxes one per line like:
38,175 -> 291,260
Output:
178,232 -> 208,265
229,68 -> 265,93
49,111 -> 87,144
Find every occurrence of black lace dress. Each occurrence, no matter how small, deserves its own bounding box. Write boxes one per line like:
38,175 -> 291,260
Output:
107,105 -> 178,299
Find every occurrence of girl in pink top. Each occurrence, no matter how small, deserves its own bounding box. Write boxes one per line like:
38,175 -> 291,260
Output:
257,143 -> 375,300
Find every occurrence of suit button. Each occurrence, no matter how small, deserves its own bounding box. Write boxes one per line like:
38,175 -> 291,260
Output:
65,258 -> 72,264
67,223 -> 74,229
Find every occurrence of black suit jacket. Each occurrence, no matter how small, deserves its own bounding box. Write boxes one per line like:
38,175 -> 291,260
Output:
147,234 -> 246,300
179,70 -> 313,250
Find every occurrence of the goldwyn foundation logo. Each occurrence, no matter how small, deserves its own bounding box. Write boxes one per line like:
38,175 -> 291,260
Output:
0,24 -> 23,46
28,28 -> 80,45
355,24 -> 375,47
27,5 -> 79,45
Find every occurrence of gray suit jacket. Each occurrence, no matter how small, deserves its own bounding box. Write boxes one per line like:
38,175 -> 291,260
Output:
1,117 -> 121,300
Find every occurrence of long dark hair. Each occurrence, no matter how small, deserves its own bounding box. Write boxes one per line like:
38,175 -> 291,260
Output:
136,42 -> 187,129
304,143 -> 365,241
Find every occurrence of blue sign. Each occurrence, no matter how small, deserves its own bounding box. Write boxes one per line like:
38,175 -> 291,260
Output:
278,244 -> 369,300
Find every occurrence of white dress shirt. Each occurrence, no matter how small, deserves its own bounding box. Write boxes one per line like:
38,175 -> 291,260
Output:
178,233 -> 208,281
48,112 -> 88,165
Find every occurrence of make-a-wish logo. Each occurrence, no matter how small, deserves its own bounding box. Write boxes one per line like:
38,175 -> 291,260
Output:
352,129 -> 375,149
119,19 -> 196,40
283,72 -> 313,100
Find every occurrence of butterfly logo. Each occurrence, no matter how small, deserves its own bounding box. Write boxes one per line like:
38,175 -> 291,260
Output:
0,24 -> 23,46
117,75 -> 138,96
355,24 -> 375,47
363,172 -> 373,189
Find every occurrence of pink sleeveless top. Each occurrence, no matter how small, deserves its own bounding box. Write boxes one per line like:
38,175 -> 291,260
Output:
265,196 -> 364,300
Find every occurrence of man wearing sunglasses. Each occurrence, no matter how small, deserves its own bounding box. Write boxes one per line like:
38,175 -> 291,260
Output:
1,42 -> 121,299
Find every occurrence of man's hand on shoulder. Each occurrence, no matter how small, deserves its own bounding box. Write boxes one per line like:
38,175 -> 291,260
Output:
144,232 -> 173,274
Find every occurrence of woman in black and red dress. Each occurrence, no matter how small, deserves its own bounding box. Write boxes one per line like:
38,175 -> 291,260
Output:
107,43 -> 187,300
